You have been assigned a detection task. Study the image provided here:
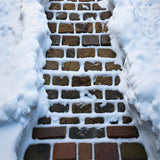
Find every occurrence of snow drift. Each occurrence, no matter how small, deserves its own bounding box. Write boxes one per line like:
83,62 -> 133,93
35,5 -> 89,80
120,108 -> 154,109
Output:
0,0 -> 50,123
0,0 -> 50,159
105,0 -> 160,135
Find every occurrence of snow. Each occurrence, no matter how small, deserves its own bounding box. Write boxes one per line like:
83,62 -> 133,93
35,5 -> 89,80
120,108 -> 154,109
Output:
104,0 -> 160,137
1,0 -> 160,159
0,0 -> 50,159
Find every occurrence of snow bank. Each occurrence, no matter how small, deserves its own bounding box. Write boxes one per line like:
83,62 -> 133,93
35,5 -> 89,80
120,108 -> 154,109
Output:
0,0 -> 50,159
104,0 -> 160,135
0,0 -> 50,123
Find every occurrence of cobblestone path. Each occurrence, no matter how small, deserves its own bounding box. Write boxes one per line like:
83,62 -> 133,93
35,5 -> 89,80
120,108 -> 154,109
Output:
24,0 -> 147,160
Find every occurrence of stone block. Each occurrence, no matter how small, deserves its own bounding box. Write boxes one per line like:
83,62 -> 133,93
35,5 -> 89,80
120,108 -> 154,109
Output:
53,143 -> 76,160
107,126 -> 139,138
84,61 -> 102,71
72,103 -> 91,113
76,23 -> 93,33
62,90 -> 80,99
46,48 -> 64,58
62,61 -> 79,71
95,143 -> 119,160
82,35 -> 99,46
72,76 -> 91,86
50,103 -> 69,112
32,127 -> 66,139
77,48 -> 95,58
52,76 -> 69,86
95,103 -> 114,113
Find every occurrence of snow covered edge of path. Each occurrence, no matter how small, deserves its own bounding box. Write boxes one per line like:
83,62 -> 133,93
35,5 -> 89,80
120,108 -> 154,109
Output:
101,0 -> 160,144
0,0 -> 50,159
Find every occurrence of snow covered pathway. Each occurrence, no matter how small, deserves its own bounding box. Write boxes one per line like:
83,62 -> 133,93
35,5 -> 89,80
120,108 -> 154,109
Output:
23,0 -> 148,159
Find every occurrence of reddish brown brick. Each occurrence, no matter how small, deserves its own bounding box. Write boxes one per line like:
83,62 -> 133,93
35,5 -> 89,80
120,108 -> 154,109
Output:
59,23 -> 74,33
63,3 -> 75,10
98,49 -> 116,58
82,35 -> 99,46
120,143 -> 147,160
115,76 -> 120,85
69,127 -> 105,139
123,116 -> 132,124
46,89 -> 58,99
53,143 -> 76,160
107,126 -> 139,138
62,90 -> 80,99
52,76 -> 69,86
105,62 -> 122,71
60,117 -> 80,124
94,76 -> 112,85
72,103 -> 91,113
43,74 -> 50,85
95,143 -> 119,160
100,11 -> 112,20
38,117 -> 51,125
72,76 -> 91,86
50,103 -> 69,113
48,23 -> 56,33
101,35 -> 111,46
62,61 -> 79,71
95,103 -> 114,113
56,12 -> 67,20
62,36 -> 80,46
66,48 -> 75,58
43,61 -> 58,70
84,61 -> 102,71
24,144 -> 50,160
105,90 -> 123,100
77,48 -> 95,58
50,35 -> 60,45
93,3 -> 105,10
78,3 -> 90,10
95,22 -> 102,33
45,11 -> 53,20
79,143 -> 92,160
76,23 -> 93,33
46,49 -> 64,58
88,90 -> 103,99
85,117 -> 104,124
49,3 -> 61,10
69,13 -> 80,20
32,127 -> 66,139
83,13 -> 97,20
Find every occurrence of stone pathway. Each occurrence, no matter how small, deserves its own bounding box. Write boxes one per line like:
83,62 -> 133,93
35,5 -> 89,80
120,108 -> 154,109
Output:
24,0 -> 147,160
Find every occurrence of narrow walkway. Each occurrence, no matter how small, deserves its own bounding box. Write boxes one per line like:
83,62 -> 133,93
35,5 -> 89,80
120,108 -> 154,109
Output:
24,0 -> 147,160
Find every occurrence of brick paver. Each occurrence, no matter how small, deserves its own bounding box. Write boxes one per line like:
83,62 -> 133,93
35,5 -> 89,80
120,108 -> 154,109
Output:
24,0 -> 148,160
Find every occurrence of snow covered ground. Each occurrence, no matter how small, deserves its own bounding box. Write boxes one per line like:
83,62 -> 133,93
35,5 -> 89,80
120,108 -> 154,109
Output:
0,0 -> 50,159
1,0 -> 160,159
103,0 -> 160,138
